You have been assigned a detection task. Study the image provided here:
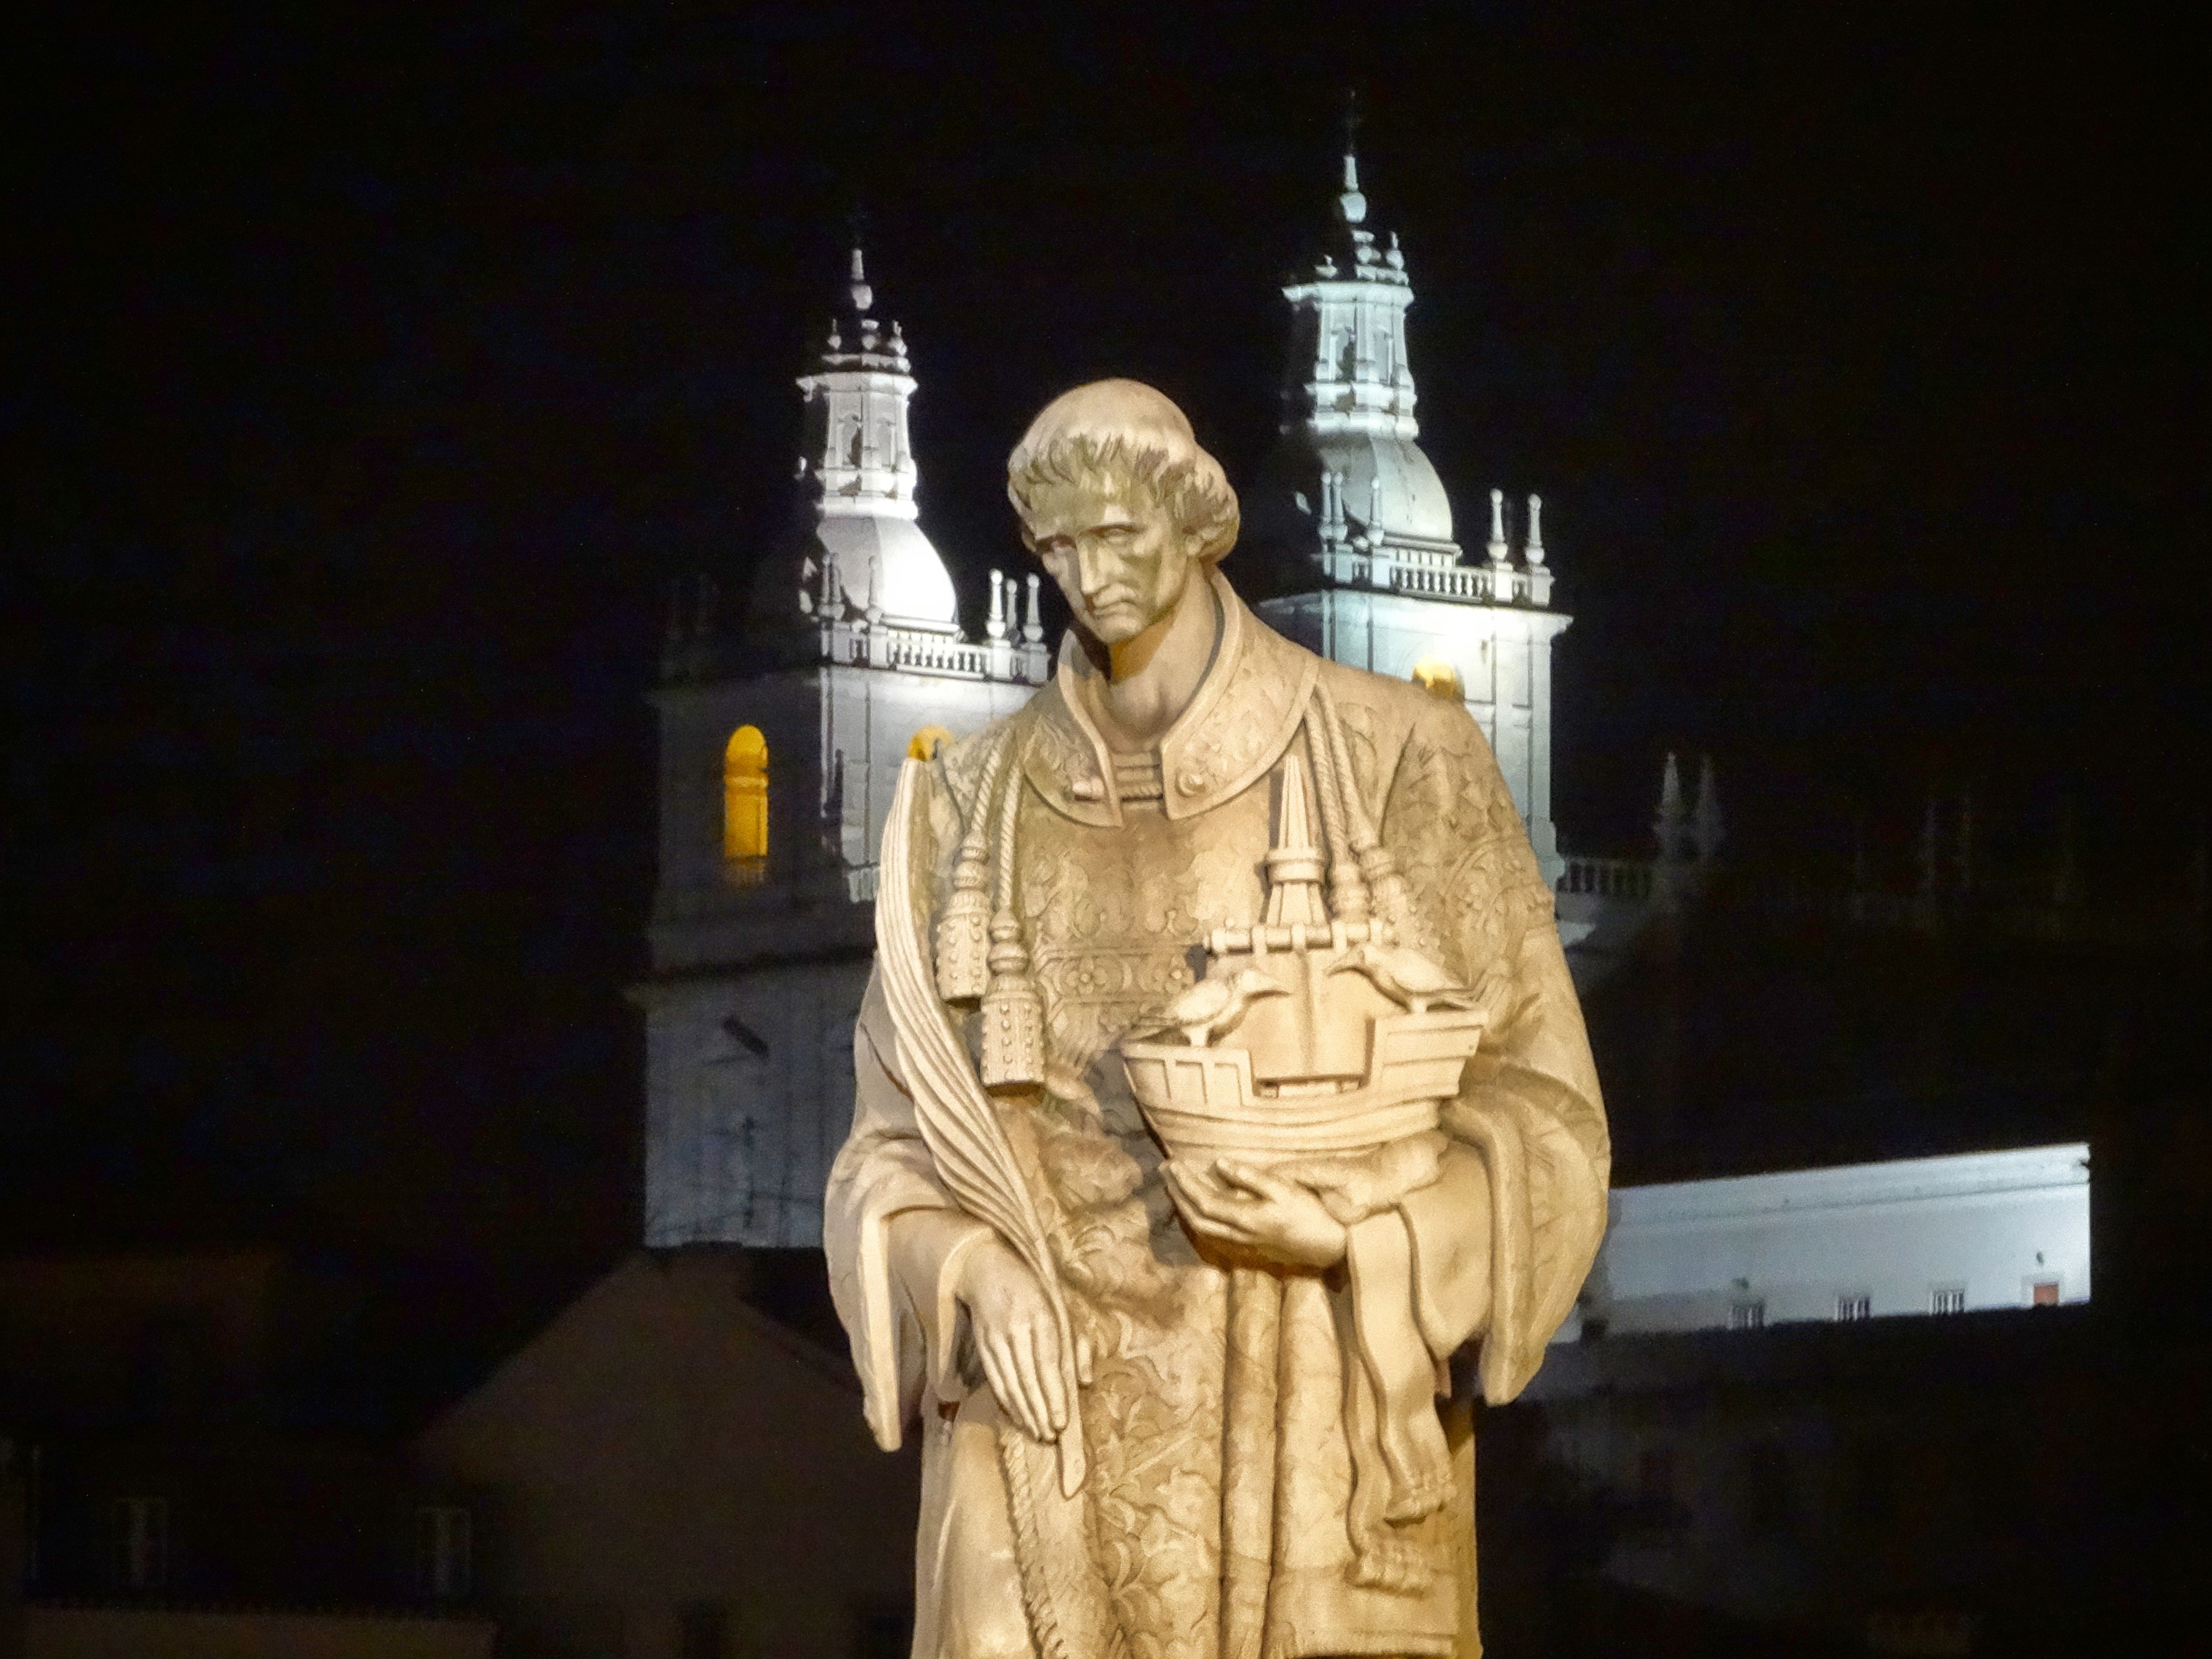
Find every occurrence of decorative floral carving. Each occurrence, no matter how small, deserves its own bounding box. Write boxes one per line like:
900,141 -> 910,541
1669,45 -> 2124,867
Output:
830,570 -> 1606,1659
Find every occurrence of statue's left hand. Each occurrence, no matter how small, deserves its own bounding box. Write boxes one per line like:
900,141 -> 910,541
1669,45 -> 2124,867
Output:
1163,1158 -> 1348,1268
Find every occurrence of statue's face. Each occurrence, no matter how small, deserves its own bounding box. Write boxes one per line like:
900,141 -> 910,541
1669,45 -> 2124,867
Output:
1024,476 -> 1199,646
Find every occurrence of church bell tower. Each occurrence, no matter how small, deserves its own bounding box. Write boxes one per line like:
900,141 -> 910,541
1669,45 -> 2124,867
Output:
1249,131 -> 1569,880
638,246 -> 1047,1248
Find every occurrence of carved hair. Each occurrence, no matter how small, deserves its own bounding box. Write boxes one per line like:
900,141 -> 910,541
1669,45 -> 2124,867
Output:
1007,378 -> 1240,563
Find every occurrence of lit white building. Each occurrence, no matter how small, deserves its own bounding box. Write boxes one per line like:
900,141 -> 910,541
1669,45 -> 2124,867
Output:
1572,1142 -> 2091,1340
638,250 -> 1047,1248
1249,147 -> 1567,880
638,142 -> 1570,1249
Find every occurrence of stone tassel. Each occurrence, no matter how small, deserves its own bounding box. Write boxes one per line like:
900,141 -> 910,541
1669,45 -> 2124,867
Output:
980,913 -> 1045,1090
935,853 -> 993,1002
1317,683 -> 1412,939
934,733 -> 1011,1002
978,750 -> 1044,1089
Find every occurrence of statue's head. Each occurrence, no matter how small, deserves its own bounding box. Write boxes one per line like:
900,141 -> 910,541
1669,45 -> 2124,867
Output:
1008,379 -> 1239,646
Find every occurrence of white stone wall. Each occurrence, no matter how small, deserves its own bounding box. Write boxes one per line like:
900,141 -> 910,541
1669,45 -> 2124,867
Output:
820,666 -> 1032,882
1581,1143 -> 2091,1335
1259,589 -> 1568,877
642,962 -> 873,1249
644,659 -> 1035,1247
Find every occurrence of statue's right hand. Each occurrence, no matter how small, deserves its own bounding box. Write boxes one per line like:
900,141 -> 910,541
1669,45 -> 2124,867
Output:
957,1238 -> 1068,1443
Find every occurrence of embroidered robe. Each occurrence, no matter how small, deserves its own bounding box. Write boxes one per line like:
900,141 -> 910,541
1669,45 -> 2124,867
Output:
827,574 -> 1608,1659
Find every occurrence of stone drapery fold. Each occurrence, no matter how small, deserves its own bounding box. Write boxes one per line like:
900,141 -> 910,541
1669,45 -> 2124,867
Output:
825,585 -> 1607,1659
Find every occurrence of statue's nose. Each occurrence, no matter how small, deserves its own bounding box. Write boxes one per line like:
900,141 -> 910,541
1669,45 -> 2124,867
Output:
1077,544 -> 1117,598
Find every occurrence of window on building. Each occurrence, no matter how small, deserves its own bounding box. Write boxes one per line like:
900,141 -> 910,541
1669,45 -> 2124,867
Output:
1741,1438 -> 1796,1537
2031,1277 -> 2061,1307
723,725 -> 769,862
908,725 -> 954,762
680,1602 -> 729,1659
1728,1299 -> 1767,1331
1410,658 -> 1463,701
1850,1440 -> 1900,1526
114,1496 -> 169,1591
1837,1293 -> 1872,1322
415,1505 -> 472,1602
1931,1285 -> 1967,1315
1621,1439 -> 1680,1541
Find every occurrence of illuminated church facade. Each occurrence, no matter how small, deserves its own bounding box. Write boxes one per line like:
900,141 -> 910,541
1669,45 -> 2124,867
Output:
640,147 -> 1573,1249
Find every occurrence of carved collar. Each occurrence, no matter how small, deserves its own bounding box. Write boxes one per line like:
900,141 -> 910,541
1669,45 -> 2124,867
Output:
1019,568 -> 1320,826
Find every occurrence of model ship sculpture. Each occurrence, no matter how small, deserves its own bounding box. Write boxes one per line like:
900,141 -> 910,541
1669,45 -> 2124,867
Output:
1122,753 -> 1487,1164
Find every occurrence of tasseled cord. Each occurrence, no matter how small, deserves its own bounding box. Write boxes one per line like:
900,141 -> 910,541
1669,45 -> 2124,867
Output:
933,733 -> 1011,1002
1302,703 -> 1368,926
1314,682 -> 1412,938
978,744 -> 1046,1091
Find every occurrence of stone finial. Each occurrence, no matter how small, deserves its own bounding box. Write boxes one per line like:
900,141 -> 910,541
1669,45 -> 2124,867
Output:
1487,487 -> 1509,564
1694,754 -> 1724,864
1339,89 -> 1367,225
1524,494 -> 1546,566
1654,752 -> 1691,862
1023,572 -> 1045,643
987,569 -> 1008,641
847,244 -> 872,315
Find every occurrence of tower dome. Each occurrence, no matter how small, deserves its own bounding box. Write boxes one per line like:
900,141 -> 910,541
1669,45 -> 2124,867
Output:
758,245 -> 960,636
1248,139 -> 1461,573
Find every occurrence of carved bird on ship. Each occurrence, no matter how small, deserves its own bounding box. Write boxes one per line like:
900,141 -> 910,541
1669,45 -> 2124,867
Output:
1329,942 -> 1478,1016
1129,968 -> 1291,1047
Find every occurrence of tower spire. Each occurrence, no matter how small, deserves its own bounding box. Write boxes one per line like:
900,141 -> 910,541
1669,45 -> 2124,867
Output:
1267,97 -> 1445,560
1249,92 -> 1571,887
786,238 -> 959,634
1694,754 -> 1724,864
846,242 -> 872,316
1655,753 -> 1691,862
1339,88 -> 1366,222
844,200 -> 872,311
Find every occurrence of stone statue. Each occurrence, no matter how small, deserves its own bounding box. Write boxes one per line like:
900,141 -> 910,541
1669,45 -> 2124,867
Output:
827,380 -> 1608,1659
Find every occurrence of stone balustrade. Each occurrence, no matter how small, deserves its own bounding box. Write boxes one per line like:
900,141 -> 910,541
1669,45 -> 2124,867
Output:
1557,856 -> 1657,899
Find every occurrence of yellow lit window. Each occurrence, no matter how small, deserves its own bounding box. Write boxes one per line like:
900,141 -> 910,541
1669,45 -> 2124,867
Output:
723,725 -> 768,861
1410,658 -> 1463,701
908,725 -> 955,761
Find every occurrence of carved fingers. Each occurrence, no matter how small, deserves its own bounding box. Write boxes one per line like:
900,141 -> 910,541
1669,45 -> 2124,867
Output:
1273,1130 -> 1450,1225
958,1239 -> 1068,1442
1163,1158 -> 1348,1268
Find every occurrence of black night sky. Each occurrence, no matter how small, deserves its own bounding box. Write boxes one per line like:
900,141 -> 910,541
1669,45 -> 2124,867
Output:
5,11 -> 2202,1349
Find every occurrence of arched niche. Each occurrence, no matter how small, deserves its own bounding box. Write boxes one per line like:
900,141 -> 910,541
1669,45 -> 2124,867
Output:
723,725 -> 769,862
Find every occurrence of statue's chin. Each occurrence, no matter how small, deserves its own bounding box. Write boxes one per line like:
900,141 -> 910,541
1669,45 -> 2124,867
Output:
1081,606 -> 1159,646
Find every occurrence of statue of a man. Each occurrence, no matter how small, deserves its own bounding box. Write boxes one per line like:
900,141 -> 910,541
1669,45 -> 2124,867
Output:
827,380 -> 1608,1659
